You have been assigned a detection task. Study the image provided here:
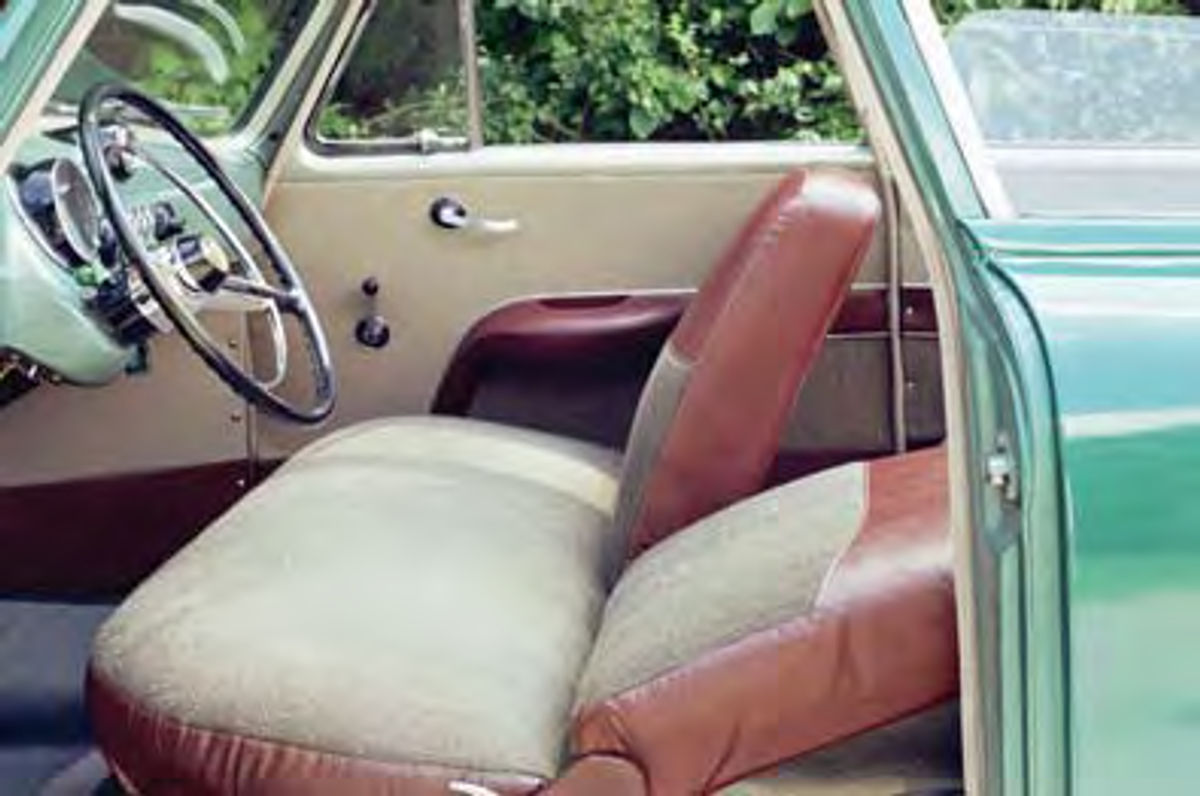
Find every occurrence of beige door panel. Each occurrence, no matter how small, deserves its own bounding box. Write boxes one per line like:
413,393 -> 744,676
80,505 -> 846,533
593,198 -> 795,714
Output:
0,318 -> 247,487
260,145 -> 921,457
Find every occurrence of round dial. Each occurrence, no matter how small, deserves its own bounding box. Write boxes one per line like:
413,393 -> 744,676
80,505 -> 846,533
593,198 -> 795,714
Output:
14,157 -> 103,267
50,158 -> 102,265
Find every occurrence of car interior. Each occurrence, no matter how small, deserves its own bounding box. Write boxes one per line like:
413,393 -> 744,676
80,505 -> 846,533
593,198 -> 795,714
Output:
0,4 -> 964,795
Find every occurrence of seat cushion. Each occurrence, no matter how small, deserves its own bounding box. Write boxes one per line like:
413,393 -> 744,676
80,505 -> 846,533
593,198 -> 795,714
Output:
89,417 -> 623,793
573,446 -> 955,794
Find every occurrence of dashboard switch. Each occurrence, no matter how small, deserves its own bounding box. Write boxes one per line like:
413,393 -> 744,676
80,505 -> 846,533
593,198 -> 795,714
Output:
152,201 -> 185,241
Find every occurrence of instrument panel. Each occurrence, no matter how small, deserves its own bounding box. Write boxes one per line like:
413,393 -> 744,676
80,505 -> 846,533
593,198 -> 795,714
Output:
0,125 -> 264,406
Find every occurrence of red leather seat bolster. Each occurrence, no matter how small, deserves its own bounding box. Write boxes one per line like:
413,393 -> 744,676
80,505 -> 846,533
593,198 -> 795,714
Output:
88,668 -> 546,796
574,447 -> 957,794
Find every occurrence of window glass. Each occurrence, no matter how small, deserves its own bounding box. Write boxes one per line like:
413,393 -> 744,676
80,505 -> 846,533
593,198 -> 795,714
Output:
949,7 -> 1200,146
942,2 -> 1200,218
316,0 -> 470,148
52,0 -> 317,135
314,0 -> 859,148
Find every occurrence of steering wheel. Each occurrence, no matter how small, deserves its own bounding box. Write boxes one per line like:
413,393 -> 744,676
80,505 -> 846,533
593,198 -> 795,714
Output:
77,83 -> 336,424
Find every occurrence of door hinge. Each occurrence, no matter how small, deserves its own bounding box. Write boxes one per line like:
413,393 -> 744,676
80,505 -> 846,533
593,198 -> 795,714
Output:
984,436 -> 1020,504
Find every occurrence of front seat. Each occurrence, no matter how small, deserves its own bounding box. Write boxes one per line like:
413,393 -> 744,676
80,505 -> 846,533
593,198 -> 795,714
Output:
87,172 -> 958,795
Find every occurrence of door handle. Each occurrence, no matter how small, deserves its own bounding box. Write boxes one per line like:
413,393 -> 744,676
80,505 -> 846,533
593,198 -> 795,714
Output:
430,196 -> 520,236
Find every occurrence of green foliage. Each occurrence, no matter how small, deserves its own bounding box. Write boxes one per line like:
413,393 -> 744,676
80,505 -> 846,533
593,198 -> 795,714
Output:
472,0 -> 1187,143
137,1 -> 278,134
474,0 -> 855,143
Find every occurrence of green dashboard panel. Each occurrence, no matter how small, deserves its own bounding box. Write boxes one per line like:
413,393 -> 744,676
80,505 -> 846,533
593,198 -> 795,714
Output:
1,129 -> 266,384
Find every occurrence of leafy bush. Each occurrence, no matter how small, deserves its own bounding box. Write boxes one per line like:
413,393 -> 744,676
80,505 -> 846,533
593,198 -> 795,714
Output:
137,1 -> 275,133
323,0 -> 1188,145
474,0 -> 856,143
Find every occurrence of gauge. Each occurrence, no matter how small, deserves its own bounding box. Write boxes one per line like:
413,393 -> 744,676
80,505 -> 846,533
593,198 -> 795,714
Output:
13,158 -> 103,266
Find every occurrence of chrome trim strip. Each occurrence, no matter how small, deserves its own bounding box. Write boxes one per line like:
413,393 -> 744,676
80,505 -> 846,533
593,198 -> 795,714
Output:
884,172 -> 909,453
459,0 -> 484,150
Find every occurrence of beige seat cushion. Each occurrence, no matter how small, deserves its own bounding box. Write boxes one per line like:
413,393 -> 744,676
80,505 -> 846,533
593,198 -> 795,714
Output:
578,462 -> 867,707
91,417 -> 622,780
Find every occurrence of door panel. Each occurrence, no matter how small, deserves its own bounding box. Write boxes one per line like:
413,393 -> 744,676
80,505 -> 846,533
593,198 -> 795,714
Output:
260,144 -> 935,460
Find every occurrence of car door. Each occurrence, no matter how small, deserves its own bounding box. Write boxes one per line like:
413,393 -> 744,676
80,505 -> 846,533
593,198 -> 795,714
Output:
257,0 -> 944,474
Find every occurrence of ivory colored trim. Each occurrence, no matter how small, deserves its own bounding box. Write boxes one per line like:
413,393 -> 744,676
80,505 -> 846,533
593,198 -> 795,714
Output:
815,2 -> 982,793
263,1 -> 368,195
218,0 -> 344,156
282,141 -> 874,182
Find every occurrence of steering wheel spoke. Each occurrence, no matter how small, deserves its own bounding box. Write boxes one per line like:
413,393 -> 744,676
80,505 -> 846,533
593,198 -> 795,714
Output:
219,275 -> 302,313
79,83 -> 335,424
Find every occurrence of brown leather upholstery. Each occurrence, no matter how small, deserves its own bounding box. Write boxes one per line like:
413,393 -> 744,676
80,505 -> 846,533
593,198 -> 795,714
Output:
88,174 -> 954,796
618,172 -> 881,558
540,756 -> 648,796
572,447 -> 955,794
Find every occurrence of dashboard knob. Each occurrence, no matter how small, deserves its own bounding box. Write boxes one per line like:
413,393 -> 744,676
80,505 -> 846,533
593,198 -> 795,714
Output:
152,201 -> 185,241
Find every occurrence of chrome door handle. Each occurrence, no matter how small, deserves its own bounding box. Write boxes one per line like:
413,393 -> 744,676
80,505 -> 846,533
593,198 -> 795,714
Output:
430,196 -> 520,236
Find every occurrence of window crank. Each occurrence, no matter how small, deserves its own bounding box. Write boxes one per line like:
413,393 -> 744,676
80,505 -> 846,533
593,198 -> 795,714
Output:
429,197 -> 520,236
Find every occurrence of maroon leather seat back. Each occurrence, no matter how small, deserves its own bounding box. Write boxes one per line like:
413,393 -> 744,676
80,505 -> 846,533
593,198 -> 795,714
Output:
615,171 -> 882,558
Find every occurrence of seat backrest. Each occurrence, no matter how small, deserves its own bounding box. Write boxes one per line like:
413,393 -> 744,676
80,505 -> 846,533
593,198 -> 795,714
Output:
614,171 -> 881,559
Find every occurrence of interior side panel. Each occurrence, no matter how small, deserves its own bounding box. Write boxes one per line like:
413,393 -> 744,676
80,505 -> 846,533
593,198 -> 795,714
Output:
259,148 -> 932,460
0,324 -> 247,488
0,321 -> 250,596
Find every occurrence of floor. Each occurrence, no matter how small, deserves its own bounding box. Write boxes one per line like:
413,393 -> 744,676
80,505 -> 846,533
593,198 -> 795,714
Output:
0,600 -> 116,796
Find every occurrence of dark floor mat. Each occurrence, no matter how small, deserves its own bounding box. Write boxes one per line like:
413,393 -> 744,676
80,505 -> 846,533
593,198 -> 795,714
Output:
0,600 -> 114,795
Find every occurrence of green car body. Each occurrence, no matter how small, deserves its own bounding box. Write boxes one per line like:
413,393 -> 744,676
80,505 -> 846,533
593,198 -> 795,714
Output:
843,3 -> 1200,793
3,1 -> 1200,793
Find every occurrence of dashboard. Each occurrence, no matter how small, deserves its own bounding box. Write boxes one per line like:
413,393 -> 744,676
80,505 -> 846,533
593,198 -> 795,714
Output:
0,123 -> 266,407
